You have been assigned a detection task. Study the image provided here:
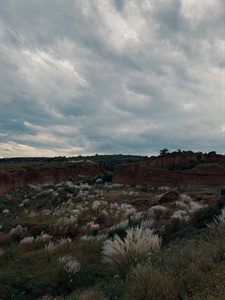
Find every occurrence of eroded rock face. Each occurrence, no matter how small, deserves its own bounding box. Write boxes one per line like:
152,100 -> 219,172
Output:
0,162 -> 105,194
113,153 -> 225,187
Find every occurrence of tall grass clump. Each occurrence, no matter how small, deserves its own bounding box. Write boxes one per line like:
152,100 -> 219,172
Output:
207,208 -> 225,262
101,226 -> 161,278
126,264 -> 177,300
57,255 -> 81,294
208,207 -> 225,237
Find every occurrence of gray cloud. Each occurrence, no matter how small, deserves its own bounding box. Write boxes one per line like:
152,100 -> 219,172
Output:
1,0 -> 224,158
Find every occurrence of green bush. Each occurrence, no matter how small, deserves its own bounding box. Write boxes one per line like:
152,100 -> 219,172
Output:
96,280 -> 125,300
161,218 -> 189,243
126,264 -> 177,300
0,270 -> 53,299
191,207 -> 217,229
108,227 -> 127,240
31,226 -> 46,238
4,242 -> 20,260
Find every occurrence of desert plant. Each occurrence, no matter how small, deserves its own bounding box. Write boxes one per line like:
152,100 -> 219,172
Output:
57,255 -> 81,293
126,264 -> 177,300
207,208 -> 225,261
148,205 -> 168,220
101,226 -> 161,278
45,241 -> 57,261
207,208 -> 225,237
9,225 -> 25,243
108,220 -> 129,239
77,289 -> 107,300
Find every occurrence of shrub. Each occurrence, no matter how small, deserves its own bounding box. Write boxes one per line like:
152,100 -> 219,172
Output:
4,243 -> 19,260
57,255 -> 81,294
0,270 -> 53,300
45,242 -> 57,261
30,226 -> 46,238
191,206 -> 217,229
101,226 -> 161,278
148,205 -> 168,220
156,241 -> 214,298
95,279 -> 126,300
9,225 -> 25,243
207,208 -> 225,262
208,208 -> 225,237
126,264 -> 177,300
161,218 -> 189,243
108,220 -> 129,240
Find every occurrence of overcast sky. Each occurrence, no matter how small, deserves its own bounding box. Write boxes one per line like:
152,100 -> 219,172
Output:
1,0 -> 225,158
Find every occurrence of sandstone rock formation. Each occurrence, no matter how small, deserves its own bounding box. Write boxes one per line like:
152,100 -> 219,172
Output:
0,162 -> 105,194
113,152 -> 225,187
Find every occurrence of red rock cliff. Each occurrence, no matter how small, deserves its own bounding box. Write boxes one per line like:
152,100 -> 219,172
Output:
113,153 -> 225,187
0,162 -> 105,194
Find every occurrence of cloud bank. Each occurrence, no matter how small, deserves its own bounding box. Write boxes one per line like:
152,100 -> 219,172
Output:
1,0 -> 225,157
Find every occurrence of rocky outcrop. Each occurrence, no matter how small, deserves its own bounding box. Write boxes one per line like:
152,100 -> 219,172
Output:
159,190 -> 179,204
113,153 -> 225,187
148,152 -> 225,169
0,162 -> 105,194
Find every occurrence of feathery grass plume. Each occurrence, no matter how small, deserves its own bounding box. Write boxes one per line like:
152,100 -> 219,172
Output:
57,237 -> 72,246
9,225 -> 25,242
45,241 -> 57,261
157,186 -> 171,192
35,232 -> 52,242
19,236 -> 34,244
208,208 -> 225,236
92,200 -> 101,213
58,255 -> 81,274
101,226 -> 161,278
0,248 -> 4,256
180,193 -> 192,204
171,210 -> 189,222
188,201 -> 204,213
108,220 -> 129,239
80,234 -> 107,241
140,219 -> 154,229
19,236 -> 34,252
110,220 -> 129,231
148,205 -> 167,220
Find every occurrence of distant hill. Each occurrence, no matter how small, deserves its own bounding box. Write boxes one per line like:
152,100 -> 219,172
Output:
0,154 -> 154,172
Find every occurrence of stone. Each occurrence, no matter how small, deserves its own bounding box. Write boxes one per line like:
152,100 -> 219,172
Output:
158,190 -> 179,204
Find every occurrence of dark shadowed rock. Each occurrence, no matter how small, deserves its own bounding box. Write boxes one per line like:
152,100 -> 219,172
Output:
158,190 -> 179,204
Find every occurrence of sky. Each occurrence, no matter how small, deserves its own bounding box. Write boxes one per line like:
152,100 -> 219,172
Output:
1,0 -> 225,158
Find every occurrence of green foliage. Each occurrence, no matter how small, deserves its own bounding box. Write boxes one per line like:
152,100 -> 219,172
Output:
126,264 -> 177,300
56,267 -> 79,294
74,265 -> 110,289
30,225 -> 47,238
1,174 -> 225,299
0,154 -> 153,172
95,280 -> 126,300
0,270 -> 53,300
4,242 -> 20,260
108,227 -> 127,240
161,218 -> 189,243
190,206 -> 217,228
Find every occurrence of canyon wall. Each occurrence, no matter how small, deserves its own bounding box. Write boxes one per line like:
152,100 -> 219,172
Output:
0,162 -> 105,194
114,153 -> 225,187
148,152 -> 225,169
